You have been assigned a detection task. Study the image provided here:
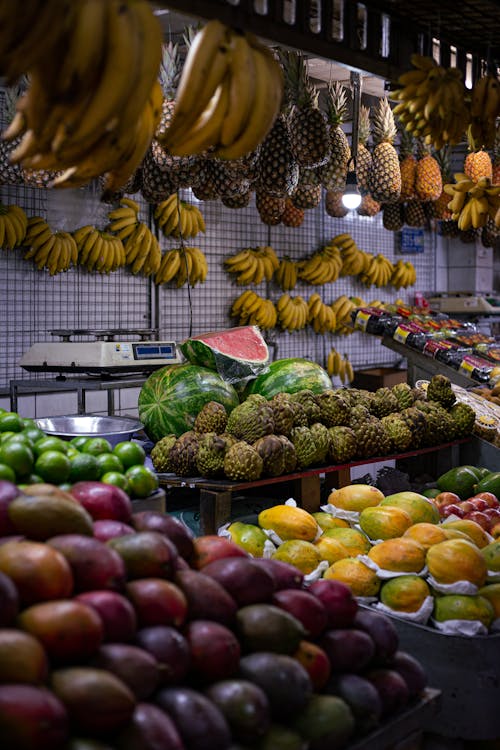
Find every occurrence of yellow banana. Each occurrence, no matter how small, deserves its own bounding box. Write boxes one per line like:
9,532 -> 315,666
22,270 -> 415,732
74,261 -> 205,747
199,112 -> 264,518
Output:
220,32 -> 256,147
169,77 -> 230,157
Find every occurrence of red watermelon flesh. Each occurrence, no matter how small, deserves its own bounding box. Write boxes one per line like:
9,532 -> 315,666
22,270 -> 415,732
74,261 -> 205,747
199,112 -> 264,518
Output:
180,326 -> 269,385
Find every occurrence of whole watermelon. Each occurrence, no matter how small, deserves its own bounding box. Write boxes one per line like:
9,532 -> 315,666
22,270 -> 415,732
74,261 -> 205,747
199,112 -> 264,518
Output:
243,358 -> 332,399
138,364 -> 240,441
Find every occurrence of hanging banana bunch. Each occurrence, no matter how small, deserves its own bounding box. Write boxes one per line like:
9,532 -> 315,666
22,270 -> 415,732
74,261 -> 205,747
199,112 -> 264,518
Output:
224,246 -> 279,285
155,246 -> 208,287
154,194 -> 206,239
274,257 -> 298,291
230,291 -> 277,329
307,294 -> 337,334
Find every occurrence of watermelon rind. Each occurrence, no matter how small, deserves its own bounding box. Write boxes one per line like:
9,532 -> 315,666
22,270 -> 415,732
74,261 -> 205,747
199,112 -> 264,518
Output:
179,326 -> 269,386
243,358 -> 332,399
138,363 -> 240,441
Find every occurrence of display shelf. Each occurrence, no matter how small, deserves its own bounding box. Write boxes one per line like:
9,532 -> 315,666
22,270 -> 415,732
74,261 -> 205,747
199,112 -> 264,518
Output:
9,375 -> 148,416
158,439 -> 469,534
346,688 -> 441,750
375,615 -> 500,740
381,337 -> 477,389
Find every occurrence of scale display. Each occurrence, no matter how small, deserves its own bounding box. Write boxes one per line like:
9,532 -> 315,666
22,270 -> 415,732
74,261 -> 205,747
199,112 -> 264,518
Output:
133,343 -> 176,360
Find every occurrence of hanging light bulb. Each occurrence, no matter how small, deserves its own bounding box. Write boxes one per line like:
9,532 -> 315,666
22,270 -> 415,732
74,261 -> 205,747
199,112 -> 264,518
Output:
342,71 -> 362,210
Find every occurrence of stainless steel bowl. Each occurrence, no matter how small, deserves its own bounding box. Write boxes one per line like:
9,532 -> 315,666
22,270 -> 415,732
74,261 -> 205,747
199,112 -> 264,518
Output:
35,414 -> 144,447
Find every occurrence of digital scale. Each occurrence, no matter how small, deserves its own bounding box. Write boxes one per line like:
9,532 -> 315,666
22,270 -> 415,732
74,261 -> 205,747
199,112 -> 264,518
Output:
19,329 -> 183,376
428,294 -> 500,315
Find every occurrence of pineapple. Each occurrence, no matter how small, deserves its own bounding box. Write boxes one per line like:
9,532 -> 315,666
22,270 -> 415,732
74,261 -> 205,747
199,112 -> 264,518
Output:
291,167 -> 322,209
0,83 -> 24,186
318,81 -> 351,191
282,198 -> 305,227
464,127 -> 493,182
257,114 -> 300,197
459,227 -> 479,244
404,200 -> 427,228
356,194 -> 381,217
398,127 -> 417,202
368,98 -> 401,203
415,140 -> 442,202
222,191 -> 252,209
432,147 -> 453,220
324,189 -> 348,218
382,202 -> 404,231
256,190 -> 286,225
142,39 -> 201,199
481,219 -> 500,248
192,161 -> 220,201
356,104 -> 372,195
280,49 -> 330,168
211,160 -> 251,200
439,218 -> 460,237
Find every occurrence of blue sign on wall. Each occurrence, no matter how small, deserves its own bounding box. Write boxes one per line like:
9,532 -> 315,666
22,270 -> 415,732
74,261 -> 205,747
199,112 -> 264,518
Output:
398,227 -> 425,254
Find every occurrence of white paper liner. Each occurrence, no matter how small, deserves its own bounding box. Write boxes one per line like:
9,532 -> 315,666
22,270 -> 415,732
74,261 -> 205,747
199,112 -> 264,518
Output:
304,560 -> 330,583
262,539 -> 278,558
217,521 -> 277,558
356,596 -> 379,606
373,595 -> 435,625
320,503 -> 360,525
427,575 -> 480,595
430,617 -> 489,636
486,569 -> 500,583
357,554 -> 428,579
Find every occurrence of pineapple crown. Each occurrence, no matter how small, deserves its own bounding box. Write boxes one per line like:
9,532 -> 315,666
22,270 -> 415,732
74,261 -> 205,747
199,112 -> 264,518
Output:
398,125 -> 414,159
358,105 -> 371,146
159,41 -> 180,98
371,98 -> 397,146
434,146 -> 452,180
3,76 -> 27,124
325,81 -> 349,125
278,49 -> 319,110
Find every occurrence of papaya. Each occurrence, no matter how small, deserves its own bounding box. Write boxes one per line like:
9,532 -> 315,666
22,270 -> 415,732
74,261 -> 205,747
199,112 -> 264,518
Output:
321,527 -> 371,556
481,540 -> 500,574
478,583 -> 500,619
380,575 -> 431,613
380,492 -> 440,525
314,536 -> 350,565
323,558 -> 380,598
403,522 -> 449,551
272,540 -> 322,575
226,522 -> 269,557
476,472 -> 500,498
426,538 -> 487,587
441,519 -> 491,549
358,506 -> 413,541
312,512 -> 349,531
436,466 -> 483,500
327,485 -> 384,513
368,538 -> 426,574
258,505 -> 319,542
433,594 -> 494,628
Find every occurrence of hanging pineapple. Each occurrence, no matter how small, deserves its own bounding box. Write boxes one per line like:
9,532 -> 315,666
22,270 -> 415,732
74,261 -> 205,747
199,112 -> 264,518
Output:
431,147 -> 453,221
221,191 -> 252,209
279,49 -> 330,169
404,200 -> 427,228
382,202 -> 404,232
0,83 -> 24,186
398,127 -> 417,202
368,98 -> 401,203
282,198 -> 305,227
415,140 -> 442,202
256,191 -> 286,225
257,113 -> 300,197
357,194 -> 381,217
318,81 -> 351,191
464,127 -> 493,182
324,190 -> 348,218
356,104 -> 372,195
291,167 -> 322,209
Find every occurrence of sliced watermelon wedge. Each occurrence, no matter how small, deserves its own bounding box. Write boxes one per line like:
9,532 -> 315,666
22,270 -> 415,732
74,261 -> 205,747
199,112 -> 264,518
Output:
180,326 -> 270,386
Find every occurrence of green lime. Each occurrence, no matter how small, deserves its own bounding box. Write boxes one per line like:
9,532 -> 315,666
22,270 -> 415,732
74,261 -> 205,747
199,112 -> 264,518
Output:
33,436 -> 69,457
65,446 -> 80,460
0,441 -> 34,478
0,463 -> 16,482
113,441 -> 146,469
0,432 -> 16,444
22,427 -> 46,445
82,437 -> 113,456
125,465 -> 158,498
68,452 -> 101,482
22,473 -> 44,485
3,433 -> 33,448
101,471 -> 130,493
0,412 -> 24,433
70,436 -> 92,451
34,450 -> 71,484
21,418 -> 37,429
96,453 -> 124,477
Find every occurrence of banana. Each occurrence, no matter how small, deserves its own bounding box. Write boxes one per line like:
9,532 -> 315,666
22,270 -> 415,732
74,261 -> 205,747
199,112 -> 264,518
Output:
168,76 -> 230,157
458,200 -> 473,231
224,249 -> 253,270
235,255 -> 259,285
155,249 -> 181,285
34,234 -> 57,270
220,31 -> 256,147
160,20 -> 232,147
214,42 -> 283,160
5,212 -> 25,246
73,225 -> 94,246
55,0 -> 106,96
2,215 -> 18,249
47,236 -> 63,276
344,358 -> 354,384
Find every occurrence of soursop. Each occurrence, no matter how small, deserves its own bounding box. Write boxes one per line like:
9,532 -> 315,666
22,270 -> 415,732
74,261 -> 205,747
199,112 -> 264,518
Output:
317,391 -> 350,427
226,399 -> 274,443
370,387 -> 400,418
150,434 -> 177,473
450,401 -> 476,438
353,419 -> 392,458
253,434 -> 286,477
194,401 -> 228,434
268,395 -> 295,436
169,431 -> 200,476
196,432 -> 232,478
289,389 -> 321,424
427,374 -> 456,409
290,426 -> 318,469
399,406 -> 427,448
391,382 -> 415,410
310,422 -> 330,464
276,434 -> 298,473
224,441 -> 264,481
380,414 -> 413,452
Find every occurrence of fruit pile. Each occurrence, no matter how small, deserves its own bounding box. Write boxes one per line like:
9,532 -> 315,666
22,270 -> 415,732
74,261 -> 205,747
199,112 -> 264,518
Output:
0,408 -> 157,500
223,483 -> 500,635
143,363 -> 476,482
0,475 -> 429,749
432,464 -> 500,535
